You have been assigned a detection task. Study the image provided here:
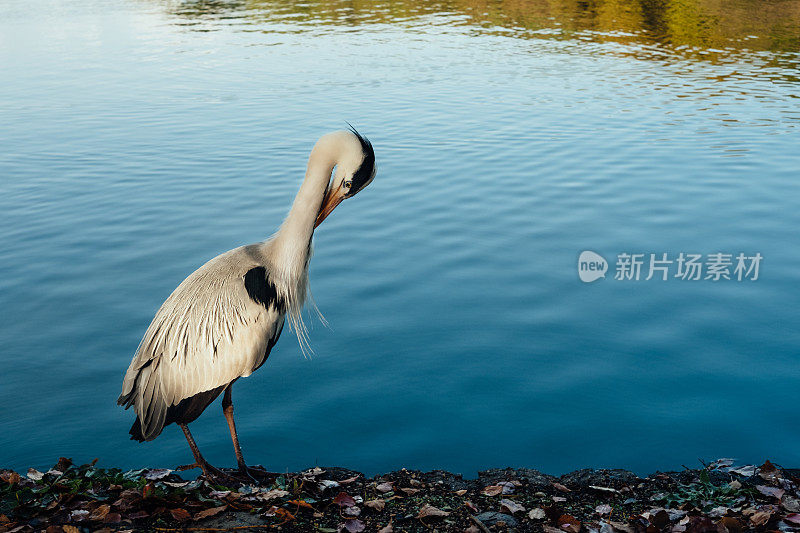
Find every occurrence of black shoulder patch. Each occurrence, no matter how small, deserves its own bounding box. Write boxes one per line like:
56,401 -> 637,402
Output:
244,267 -> 285,313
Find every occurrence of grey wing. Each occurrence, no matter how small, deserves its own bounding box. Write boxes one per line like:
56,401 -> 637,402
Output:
118,252 -> 284,441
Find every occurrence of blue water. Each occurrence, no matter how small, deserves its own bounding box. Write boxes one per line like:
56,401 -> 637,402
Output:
1,0 -> 799,476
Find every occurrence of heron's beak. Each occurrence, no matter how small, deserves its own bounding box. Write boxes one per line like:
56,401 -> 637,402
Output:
315,186 -> 346,227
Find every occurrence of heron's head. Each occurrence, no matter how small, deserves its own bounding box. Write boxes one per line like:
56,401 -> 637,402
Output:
314,126 -> 376,227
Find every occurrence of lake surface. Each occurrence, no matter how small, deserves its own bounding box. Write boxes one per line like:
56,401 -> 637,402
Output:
1,0 -> 799,476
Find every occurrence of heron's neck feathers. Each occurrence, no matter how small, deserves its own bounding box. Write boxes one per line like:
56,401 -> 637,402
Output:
268,135 -> 341,314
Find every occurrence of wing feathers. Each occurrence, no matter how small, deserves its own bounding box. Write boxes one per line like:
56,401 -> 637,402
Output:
118,249 -> 284,441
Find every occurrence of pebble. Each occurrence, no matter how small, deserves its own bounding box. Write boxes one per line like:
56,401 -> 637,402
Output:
475,512 -> 518,527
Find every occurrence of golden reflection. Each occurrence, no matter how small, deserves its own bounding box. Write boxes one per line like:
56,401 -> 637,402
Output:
168,0 -> 800,56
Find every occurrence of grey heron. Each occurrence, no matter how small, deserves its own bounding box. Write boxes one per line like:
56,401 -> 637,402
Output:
118,127 -> 376,480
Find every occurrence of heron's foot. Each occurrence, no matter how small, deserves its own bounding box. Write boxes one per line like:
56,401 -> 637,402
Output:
237,463 -> 278,485
177,461 -> 238,486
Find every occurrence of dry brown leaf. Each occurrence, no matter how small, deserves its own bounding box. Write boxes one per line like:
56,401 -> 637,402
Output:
170,508 -> 192,522
455,489 -> 467,496
400,487 -> 420,495
194,505 -> 227,520
0,472 -> 20,485
558,513 -> 581,533
417,504 -> 449,519
333,492 -> 357,507
607,520 -> 636,533
481,485 -> 503,496
62,527 -> 80,533
103,513 -> 122,524
552,482 -> 571,492
749,511 -> 771,526
376,482 -> 393,493
377,523 -> 393,533
89,504 -> 111,521
500,498 -> 525,514
718,516 -> 743,533
365,500 -> 385,512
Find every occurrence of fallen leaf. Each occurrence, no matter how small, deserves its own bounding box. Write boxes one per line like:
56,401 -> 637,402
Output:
103,513 -> 122,524
749,511 -> 772,526
455,489 -> 467,496
498,481 -> 518,494
607,520 -> 636,533
365,500 -> 385,512
339,475 -> 360,484
590,485 -> 619,493
558,513 -> 581,533
500,499 -> 525,514
343,506 -> 361,517
544,526 -> 564,533
719,516 -> 743,533
144,468 -> 172,480
377,523 -> 393,533
756,485 -> 784,499
89,504 -> 111,521
54,457 -> 72,472
553,482 -> 571,492
0,472 -> 20,485
529,508 -> 546,520
464,501 -> 479,513
252,489 -> 289,501
194,505 -> 227,520
482,485 -> 503,496
785,514 -> 800,525
127,510 -> 149,519
595,504 -> 613,515
170,508 -> 191,522
728,480 -> 742,490
334,492 -> 357,508
376,482 -> 393,493
62,527 -> 80,533
400,487 -> 420,495
319,480 -> 340,491
26,469 -> 44,482
553,496 -> 567,502
288,499 -> 314,510
142,482 -> 156,499
730,465 -> 756,477
417,504 -> 449,519
70,510 -> 89,521
651,509 -> 669,529
783,496 -> 800,513
273,508 -> 295,521
343,519 -> 365,532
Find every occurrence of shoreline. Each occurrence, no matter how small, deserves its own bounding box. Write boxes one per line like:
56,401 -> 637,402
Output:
2,459 -> 798,532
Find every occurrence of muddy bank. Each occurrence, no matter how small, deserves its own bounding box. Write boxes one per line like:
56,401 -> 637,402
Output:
1,458 -> 799,532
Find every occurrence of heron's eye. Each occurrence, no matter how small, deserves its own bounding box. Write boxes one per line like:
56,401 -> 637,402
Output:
344,180 -> 352,189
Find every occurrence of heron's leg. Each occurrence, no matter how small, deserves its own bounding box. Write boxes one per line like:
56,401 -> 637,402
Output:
178,423 -> 231,481
221,384 -> 247,472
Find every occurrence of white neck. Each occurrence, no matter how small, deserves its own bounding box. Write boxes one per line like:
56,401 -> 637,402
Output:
268,132 -> 352,312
